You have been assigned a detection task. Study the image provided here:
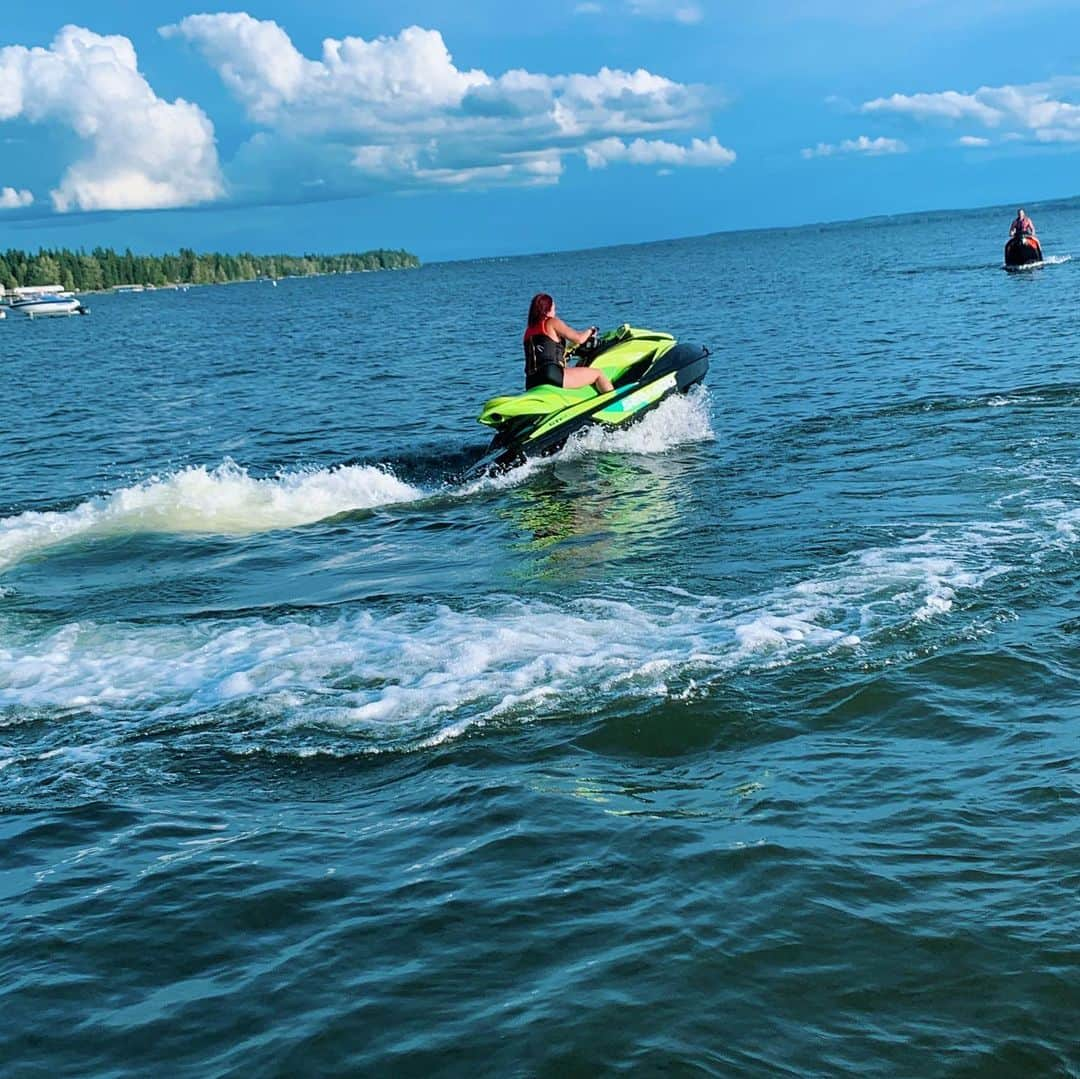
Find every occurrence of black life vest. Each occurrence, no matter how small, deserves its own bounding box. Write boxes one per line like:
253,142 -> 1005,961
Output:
523,319 -> 565,376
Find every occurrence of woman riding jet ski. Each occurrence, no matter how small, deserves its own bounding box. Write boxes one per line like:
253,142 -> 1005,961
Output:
1004,207 -> 1043,267
468,319 -> 709,476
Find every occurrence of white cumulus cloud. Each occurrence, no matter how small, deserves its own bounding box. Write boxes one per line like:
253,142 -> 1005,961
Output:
1034,127 -> 1080,143
575,0 -> 704,22
957,135 -> 991,147
351,143 -> 565,188
0,25 -> 223,212
0,186 -> 33,208
161,13 -> 725,196
861,79 -> 1080,143
863,90 -> 1002,125
627,0 -> 704,22
801,135 -> 907,159
584,135 -> 735,168
162,16 -> 489,130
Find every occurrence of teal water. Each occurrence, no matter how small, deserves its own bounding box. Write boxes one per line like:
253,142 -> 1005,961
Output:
3,203 -> 1080,1075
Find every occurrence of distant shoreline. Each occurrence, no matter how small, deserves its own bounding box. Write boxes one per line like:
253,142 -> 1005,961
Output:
69,272 -> 413,297
0,246 -> 420,296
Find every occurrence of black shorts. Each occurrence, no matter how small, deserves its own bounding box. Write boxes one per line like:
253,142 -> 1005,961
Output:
525,363 -> 564,390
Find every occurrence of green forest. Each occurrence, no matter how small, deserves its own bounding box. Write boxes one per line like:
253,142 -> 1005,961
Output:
0,247 -> 420,292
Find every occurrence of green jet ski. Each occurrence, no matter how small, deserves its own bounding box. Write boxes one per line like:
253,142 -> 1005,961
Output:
467,324 -> 709,476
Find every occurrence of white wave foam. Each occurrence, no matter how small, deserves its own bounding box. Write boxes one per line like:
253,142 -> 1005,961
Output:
460,389 -> 714,496
986,394 -> 1050,408
458,453 -> 548,496
1005,254 -> 1071,271
0,460 -> 424,570
567,388 -> 715,457
0,525 -> 997,747
2,392 -> 713,570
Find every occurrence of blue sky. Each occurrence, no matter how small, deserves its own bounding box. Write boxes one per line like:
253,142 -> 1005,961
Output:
2,1 -> 1080,260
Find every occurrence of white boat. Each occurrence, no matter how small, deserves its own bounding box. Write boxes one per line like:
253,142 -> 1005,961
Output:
11,294 -> 87,318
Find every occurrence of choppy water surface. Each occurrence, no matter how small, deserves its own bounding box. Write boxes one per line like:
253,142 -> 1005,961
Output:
4,202 -> 1080,1075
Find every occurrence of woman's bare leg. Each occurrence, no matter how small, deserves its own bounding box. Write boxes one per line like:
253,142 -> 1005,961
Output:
563,366 -> 614,394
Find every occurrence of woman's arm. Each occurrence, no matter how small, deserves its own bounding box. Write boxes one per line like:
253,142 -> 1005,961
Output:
549,315 -> 597,345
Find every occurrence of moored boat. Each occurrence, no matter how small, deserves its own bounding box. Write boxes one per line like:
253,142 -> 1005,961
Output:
11,294 -> 88,317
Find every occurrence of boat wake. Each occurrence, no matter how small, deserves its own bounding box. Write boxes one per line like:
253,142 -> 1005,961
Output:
8,442 -> 1080,770
458,389 -> 714,493
0,393 -> 715,572
566,387 -> 714,457
0,460 -> 424,572
0,517 -> 1013,757
1004,253 -> 1072,271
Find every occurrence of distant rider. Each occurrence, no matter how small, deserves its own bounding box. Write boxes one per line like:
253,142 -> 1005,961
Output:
523,293 -> 614,394
1010,208 -> 1035,238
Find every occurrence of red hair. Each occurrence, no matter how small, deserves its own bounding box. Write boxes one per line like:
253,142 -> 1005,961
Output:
526,292 -> 553,330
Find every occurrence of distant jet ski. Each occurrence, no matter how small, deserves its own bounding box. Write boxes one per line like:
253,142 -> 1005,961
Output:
467,324 -> 708,476
1004,232 -> 1043,268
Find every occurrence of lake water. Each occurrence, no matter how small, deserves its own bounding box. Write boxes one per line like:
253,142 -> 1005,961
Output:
3,202 -> 1080,1075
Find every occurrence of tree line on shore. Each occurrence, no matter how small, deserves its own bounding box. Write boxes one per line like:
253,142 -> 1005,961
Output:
0,247 -> 420,292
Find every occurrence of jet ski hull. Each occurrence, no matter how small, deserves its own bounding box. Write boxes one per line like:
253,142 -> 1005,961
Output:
1004,235 -> 1042,267
469,327 -> 709,476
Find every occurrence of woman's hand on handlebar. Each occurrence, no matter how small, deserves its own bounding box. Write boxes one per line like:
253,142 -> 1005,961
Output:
570,326 -> 600,366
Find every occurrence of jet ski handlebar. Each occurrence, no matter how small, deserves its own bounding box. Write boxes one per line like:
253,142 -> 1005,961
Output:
566,327 -> 601,366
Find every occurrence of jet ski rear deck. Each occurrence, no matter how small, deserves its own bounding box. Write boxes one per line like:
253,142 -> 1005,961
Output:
1004,234 -> 1043,268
